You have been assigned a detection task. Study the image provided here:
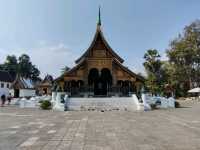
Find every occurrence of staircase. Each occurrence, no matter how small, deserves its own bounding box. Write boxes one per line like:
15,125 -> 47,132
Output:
65,94 -> 142,111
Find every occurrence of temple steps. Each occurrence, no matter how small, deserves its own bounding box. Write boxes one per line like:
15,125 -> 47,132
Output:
65,95 -> 142,111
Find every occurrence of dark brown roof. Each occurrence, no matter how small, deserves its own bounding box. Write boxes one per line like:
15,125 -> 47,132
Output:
0,70 -> 13,82
54,60 -> 85,82
75,26 -> 124,64
42,74 -> 53,83
113,59 -> 145,82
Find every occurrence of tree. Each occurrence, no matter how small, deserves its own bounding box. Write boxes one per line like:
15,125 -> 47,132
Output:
61,66 -> 70,74
18,54 -> 32,78
0,64 -> 3,70
161,62 -> 178,97
3,55 -> 18,79
30,65 -> 41,81
0,54 -> 40,81
143,49 -> 165,95
166,20 -> 200,96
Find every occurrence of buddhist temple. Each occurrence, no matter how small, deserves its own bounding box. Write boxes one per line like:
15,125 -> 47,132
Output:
55,8 -> 144,97
37,75 -> 54,95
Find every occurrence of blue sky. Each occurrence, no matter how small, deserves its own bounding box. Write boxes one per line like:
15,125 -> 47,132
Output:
0,0 -> 199,77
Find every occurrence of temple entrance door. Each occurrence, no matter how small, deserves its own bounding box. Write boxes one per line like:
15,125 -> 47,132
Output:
43,88 -> 47,95
88,68 -> 100,95
14,89 -> 19,98
88,68 -> 112,96
100,68 -> 112,95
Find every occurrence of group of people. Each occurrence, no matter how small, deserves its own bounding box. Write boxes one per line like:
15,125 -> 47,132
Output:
1,94 -> 12,107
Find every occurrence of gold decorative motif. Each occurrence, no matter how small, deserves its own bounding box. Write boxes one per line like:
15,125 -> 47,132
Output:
98,60 -> 106,66
93,50 -> 106,57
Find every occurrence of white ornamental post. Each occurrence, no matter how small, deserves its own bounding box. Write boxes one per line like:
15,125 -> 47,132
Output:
64,95 -> 69,110
142,93 -> 151,111
51,92 -> 57,104
53,85 -> 65,111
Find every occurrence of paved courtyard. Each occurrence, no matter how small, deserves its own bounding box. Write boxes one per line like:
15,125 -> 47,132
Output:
1,102 -> 200,150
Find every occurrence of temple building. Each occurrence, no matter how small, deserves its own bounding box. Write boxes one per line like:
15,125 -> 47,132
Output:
10,75 -> 36,98
55,8 -> 144,97
36,75 -> 54,95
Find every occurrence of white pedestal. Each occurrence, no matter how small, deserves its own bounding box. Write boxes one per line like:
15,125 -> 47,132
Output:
168,97 -> 175,108
142,94 -> 151,111
51,92 -> 57,104
132,94 -> 143,111
160,98 -> 168,108
53,92 -> 66,111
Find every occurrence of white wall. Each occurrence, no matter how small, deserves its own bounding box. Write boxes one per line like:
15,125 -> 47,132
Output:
0,81 -> 11,96
19,89 -> 36,97
9,89 -> 14,97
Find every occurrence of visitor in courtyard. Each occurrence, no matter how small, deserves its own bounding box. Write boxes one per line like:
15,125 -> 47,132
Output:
7,93 -> 12,105
1,94 -> 6,107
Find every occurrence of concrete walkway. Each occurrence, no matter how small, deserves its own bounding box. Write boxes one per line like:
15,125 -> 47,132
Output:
0,102 -> 200,150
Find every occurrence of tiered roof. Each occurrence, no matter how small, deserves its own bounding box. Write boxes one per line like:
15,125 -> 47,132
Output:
11,75 -> 35,89
75,7 -> 124,64
0,70 -> 14,82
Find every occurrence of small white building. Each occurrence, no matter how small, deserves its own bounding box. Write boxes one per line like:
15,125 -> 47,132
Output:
10,75 -> 36,98
0,70 -> 13,97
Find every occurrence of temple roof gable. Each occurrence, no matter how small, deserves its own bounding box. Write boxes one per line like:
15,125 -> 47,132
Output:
75,24 -> 124,64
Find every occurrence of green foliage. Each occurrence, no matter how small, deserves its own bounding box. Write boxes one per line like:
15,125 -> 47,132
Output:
143,49 -> 161,74
56,85 -> 63,92
61,66 -> 70,74
18,54 -> 32,78
0,54 -> 40,81
150,103 -> 157,110
2,55 -> 18,78
144,20 -> 200,98
166,20 -> 200,97
143,49 -> 165,95
40,100 -> 52,110
175,101 -> 180,108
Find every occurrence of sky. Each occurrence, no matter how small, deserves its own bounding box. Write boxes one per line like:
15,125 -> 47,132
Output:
0,0 -> 200,78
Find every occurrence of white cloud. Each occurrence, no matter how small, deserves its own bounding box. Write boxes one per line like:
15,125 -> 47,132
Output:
0,43 -> 78,78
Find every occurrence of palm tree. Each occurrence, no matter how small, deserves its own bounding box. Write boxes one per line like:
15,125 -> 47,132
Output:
61,66 -> 70,74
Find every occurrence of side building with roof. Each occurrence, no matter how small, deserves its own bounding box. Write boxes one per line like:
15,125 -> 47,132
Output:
36,74 -> 54,95
10,75 -> 36,98
0,70 -> 14,97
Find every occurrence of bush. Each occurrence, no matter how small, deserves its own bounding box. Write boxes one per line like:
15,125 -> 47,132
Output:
40,100 -> 52,110
38,100 -> 43,103
150,103 -> 157,110
175,101 -> 180,108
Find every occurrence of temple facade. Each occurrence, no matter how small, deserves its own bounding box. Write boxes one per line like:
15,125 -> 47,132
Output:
55,9 -> 144,97
37,75 -> 54,95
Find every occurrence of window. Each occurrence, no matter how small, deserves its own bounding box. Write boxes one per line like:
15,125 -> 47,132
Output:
7,84 -> 9,88
1,83 -> 4,88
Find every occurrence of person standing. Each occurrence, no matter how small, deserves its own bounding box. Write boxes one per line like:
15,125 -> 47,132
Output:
1,94 -> 6,107
7,93 -> 12,105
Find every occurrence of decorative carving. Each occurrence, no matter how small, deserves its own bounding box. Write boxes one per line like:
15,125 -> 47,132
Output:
97,60 -> 106,66
93,50 -> 106,57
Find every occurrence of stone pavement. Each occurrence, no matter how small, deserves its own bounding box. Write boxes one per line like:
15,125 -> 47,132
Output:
1,102 -> 200,150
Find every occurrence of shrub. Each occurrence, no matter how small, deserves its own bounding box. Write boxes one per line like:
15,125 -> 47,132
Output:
150,103 -> 157,110
38,100 -> 43,103
40,100 -> 52,110
175,101 -> 180,108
